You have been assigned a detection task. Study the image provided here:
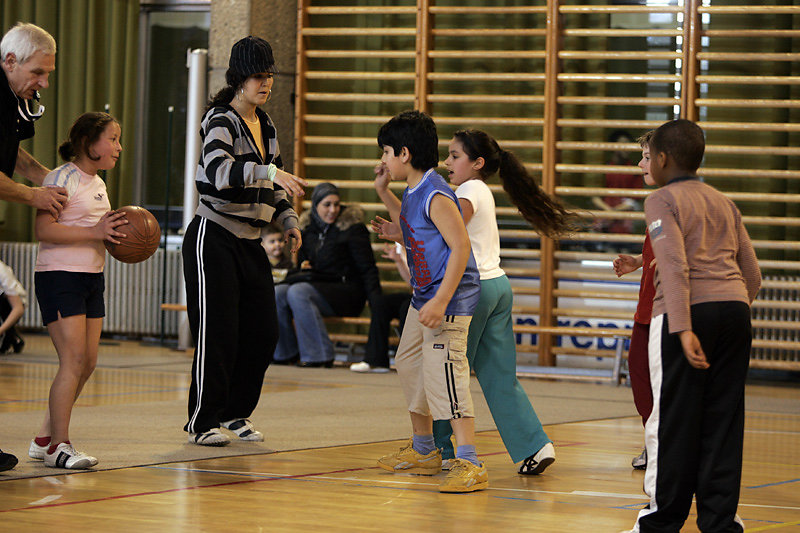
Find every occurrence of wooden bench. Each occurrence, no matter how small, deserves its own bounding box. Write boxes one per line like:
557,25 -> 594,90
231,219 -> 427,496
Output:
161,304 -> 633,383
160,304 -> 400,345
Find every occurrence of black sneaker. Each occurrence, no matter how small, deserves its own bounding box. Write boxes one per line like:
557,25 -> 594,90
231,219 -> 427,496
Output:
11,337 -> 24,354
632,447 -> 647,470
0,450 -> 18,472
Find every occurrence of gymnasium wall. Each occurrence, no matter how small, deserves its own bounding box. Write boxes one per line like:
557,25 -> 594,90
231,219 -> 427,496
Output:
291,0 -> 800,370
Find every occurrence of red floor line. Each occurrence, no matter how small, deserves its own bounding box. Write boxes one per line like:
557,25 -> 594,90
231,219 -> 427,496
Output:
0,466 -> 372,514
2,440 -> 591,514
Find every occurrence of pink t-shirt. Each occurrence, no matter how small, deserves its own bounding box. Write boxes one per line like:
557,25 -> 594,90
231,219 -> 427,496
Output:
36,162 -> 111,273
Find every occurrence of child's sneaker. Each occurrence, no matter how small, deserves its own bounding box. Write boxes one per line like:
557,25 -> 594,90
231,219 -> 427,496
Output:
188,428 -> 231,446
221,418 -> 264,442
631,447 -> 647,470
349,362 -> 390,373
377,439 -> 441,475
518,442 -> 555,475
439,458 -> 488,493
44,442 -> 97,470
29,439 -> 48,460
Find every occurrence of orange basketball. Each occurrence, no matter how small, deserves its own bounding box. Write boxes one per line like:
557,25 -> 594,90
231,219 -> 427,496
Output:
104,206 -> 162,264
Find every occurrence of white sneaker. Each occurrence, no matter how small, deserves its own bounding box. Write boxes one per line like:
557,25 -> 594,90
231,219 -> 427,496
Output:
221,418 -> 264,442
350,361 -> 390,373
518,442 -> 556,475
44,442 -> 97,469
29,439 -> 48,460
188,428 -> 231,446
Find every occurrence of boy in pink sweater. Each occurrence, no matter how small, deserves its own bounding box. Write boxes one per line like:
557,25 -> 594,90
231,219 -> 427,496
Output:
624,119 -> 760,533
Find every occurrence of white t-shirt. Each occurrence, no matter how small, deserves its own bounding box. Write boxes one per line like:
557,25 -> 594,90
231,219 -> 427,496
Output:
456,179 -> 505,280
36,162 -> 111,273
0,260 -> 26,302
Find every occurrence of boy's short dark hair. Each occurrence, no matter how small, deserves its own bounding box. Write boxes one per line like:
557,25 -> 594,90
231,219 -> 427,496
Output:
649,119 -> 705,172
263,222 -> 282,236
377,110 -> 438,171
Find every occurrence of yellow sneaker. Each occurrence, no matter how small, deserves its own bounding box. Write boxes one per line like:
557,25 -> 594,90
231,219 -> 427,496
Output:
377,439 -> 442,475
439,458 -> 488,493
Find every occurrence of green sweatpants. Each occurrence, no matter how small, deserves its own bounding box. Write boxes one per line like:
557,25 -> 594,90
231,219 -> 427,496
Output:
433,275 -> 551,463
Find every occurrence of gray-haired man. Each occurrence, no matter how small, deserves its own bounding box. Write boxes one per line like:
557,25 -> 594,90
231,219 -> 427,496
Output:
0,21 -> 68,472
0,22 -> 67,218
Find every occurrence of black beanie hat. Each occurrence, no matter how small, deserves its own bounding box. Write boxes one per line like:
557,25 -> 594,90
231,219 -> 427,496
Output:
229,36 -> 277,78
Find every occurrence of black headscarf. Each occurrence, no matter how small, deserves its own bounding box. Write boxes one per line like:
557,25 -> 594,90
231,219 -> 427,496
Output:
310,182 -> 340,230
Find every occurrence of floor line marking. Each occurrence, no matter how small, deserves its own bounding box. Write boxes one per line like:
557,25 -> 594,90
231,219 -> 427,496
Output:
737,502 -> 800,511
0,387 -> 190,405
158,467 -> 800,511
743,430 -> 800,436
148,464 -> 648,497
747,411 -> 800,418
746,478 -> 800,489
570,491 -> 649,500
747,520 -> 800,532
6,462 -> 798,516
576,421 -> 800,436
0,466 -> 372,514
27,495 -> 62,506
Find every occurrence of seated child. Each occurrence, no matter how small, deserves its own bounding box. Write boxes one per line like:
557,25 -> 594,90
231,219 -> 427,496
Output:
0,259 -> 26,354
350,243 -> 412,373
261,223 -> 293,283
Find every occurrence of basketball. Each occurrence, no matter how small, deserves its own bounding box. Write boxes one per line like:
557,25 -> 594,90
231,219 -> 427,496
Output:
104,206 -> 162,264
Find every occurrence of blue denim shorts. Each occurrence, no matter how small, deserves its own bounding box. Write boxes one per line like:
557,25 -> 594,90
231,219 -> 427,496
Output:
34,271 -> 105,325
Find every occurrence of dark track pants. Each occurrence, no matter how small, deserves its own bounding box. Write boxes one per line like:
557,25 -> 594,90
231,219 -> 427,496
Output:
182,216 -> 278,434
364,291 -> 412,368
635,301 -> 751,533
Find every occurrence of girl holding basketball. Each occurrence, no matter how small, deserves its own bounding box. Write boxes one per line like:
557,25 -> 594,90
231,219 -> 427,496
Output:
29,111 -> 127,469
432,129 -> 575,474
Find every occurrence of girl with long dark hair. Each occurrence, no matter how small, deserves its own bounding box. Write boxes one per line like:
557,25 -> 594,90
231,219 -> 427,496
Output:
434,129 -> 576,474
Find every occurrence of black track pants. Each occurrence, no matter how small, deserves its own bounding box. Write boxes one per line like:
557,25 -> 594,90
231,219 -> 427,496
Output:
182,216 -> 278,434
636,301 -> 751,533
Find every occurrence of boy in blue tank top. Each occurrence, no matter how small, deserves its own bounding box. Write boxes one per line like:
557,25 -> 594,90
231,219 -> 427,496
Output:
371,110 -> 487,493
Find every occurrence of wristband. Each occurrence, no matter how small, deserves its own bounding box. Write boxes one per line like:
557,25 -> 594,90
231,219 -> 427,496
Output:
267,164 -> 277,182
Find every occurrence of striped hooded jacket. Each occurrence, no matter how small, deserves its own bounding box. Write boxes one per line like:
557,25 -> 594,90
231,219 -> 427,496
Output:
194,104 -> 298,239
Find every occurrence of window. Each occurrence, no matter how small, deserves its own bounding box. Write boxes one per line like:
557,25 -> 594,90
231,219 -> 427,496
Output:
136,1 -> 210,232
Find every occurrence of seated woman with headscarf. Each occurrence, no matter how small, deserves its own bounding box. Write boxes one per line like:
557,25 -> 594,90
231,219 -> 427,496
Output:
273,183 -> 381,367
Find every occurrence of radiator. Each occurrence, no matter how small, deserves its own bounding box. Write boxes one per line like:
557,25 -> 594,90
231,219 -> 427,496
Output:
751,275 -> 800,363
0,242 -> 183,337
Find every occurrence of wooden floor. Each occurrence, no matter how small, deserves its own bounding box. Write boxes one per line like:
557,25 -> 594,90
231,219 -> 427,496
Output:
0,336 -> 798,532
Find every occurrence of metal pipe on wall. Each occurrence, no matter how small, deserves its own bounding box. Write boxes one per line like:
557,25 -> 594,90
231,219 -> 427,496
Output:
183,48 -> 207,231
178,48 -> 208,350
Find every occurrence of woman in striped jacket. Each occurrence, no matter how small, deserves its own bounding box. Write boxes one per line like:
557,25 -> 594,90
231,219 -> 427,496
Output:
182,36 -> 307,447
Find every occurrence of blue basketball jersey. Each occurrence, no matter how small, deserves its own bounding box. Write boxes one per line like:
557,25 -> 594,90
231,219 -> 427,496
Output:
399,169 -> 480,316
